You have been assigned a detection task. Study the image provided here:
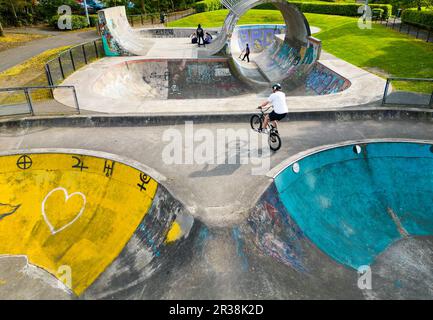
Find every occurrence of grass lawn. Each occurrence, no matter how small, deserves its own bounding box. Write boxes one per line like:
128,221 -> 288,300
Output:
0,46 -> 71,104
0,32 -> 48,52
169,10 -> 433,92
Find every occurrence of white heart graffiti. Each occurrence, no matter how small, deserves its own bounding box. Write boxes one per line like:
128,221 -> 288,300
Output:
41,187 -> 86,235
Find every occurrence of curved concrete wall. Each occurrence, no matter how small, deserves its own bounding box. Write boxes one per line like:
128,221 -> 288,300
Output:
0,150 -> 195,298
274,141 -> 433,269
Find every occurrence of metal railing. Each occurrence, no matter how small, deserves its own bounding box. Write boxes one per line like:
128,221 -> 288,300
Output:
375,16 -> 432,43
382,77 -> 433,108
45,39 -> 104,86
0,86 -> 80,118
127,8 -> 196,27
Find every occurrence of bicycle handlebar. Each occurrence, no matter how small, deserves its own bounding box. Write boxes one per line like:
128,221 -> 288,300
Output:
258,106 -> 272,112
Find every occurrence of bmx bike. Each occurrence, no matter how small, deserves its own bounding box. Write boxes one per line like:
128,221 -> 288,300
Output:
250,106 -> 282,151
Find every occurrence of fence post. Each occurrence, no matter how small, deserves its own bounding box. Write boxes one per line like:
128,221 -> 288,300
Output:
141,14 -> 143,25
72,87 -> 80,114
399,22 -> 403,32
24,88 -> 34,116
382,79 -> 390,105
430,91 -> 433,109
94,40 -> 99,58
45,64 -> 54,86
58,56 -> 65,79
407,25 -> 410,34
82,44 -> 88,65
427,31 -> 431,43
44,65 -> 54,98
69,49 -> 76,71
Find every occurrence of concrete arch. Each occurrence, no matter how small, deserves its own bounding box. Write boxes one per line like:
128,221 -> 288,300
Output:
199,0 -> 321,85
199,0 -> 312,57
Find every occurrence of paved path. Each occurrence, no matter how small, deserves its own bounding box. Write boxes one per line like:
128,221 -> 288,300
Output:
0,29 -> 99,72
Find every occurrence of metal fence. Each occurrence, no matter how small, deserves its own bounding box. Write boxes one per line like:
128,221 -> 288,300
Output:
127,8 -> 195,27
374,17 -> 432,43
45,39 -> 104,86
382,77 -> 433,108
0,86 -> 80,118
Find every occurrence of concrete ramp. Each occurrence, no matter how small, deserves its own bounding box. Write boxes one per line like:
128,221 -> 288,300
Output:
98,2 -> 321,86
198,0 -> 320,85
98,6 -> 154,56
0,150 -> 195,298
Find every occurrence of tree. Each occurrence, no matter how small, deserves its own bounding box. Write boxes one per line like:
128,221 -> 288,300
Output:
0,20 -> 4,37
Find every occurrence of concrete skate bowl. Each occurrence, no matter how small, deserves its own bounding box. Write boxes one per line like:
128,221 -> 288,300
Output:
246,140 -> 433,299
92,58 -> 252,101
54,55 -> 350,114
0,150 -> 198,299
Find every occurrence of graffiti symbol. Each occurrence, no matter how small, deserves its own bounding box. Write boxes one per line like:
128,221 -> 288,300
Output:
41,187 -> 86,235
137,173 -> 151,192
72,156 -> 89,171
16,155 -> 32,170
0,203 -> 21,221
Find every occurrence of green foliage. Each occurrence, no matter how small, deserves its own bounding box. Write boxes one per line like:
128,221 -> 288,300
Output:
89,14 -> 99,27
49,14 -> 89,30
402,8 -> 433,29
372,8 -> 385,18
193,0 -> 223,13
35,0 -> 81,19
255,1 -> 393,18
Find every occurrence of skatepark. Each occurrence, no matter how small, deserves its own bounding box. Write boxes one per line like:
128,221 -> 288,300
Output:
1,0 -> 433,300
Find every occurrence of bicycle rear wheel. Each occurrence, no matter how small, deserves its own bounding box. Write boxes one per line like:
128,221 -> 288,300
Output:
250,115 -> 262,131
268,132 -> 281,151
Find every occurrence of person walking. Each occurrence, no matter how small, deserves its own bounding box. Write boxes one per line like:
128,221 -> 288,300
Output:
242,43 -> 250,63
196,24 -> 205,47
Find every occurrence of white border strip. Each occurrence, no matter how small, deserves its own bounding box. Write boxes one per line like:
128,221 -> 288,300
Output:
0,148 -> 167,183
266,138 -> 433,179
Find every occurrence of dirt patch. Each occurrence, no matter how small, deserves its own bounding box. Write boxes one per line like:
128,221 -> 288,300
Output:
0,33 -> 48,52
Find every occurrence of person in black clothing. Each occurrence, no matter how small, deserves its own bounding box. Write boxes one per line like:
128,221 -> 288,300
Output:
242,43 -> 250,63
196,24 -> 205,47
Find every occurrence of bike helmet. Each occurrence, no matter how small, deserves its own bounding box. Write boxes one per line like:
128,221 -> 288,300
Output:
272,83 -> 282,91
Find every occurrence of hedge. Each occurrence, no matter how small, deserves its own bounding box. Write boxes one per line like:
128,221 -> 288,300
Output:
50,14 -> 89,30
402,8 -> 433,30
193,0 -> 223,13
89,14 -> 99,27
253,1 -> 393,18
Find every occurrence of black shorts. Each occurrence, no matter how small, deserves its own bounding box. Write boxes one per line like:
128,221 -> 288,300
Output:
269,111 -> 287,121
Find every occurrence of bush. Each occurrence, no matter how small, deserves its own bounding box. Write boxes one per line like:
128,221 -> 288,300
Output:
50,14 -> 89,30
402,8 -> 433,30
89,14 -> 99,27
372,8 -> 384,19
255,1 -> 392,18
193,0 -> 223,13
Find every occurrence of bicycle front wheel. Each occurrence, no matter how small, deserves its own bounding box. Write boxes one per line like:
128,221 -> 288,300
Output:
268,132 -> 281,151
250,115 -> 262,131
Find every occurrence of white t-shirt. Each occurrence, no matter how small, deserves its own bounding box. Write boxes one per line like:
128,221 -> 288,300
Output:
267,91 -> 288,114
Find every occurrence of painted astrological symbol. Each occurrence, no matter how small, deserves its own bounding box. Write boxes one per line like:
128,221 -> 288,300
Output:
137,173 -> 151,192
103,160 -> 115,177
16,155 -> 32,170
72,156 -> 89,171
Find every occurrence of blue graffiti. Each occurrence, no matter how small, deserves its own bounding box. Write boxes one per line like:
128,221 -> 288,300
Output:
232,227 -> 249,272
